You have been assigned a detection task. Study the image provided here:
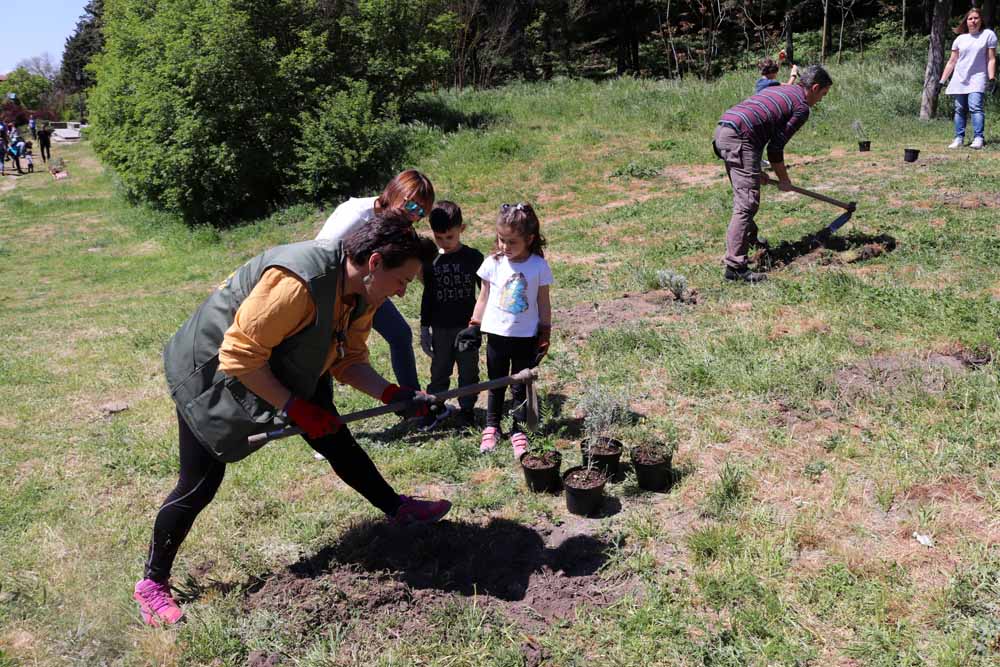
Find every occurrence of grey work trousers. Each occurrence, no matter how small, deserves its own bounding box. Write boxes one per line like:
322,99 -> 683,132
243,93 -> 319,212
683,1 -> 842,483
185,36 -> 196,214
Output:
426,326 -> 480,412
713,124 -> 763,269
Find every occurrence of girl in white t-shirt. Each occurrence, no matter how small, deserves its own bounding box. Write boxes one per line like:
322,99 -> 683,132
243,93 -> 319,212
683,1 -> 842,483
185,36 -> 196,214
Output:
939,8 -> 997,149
457,203 -> 553,456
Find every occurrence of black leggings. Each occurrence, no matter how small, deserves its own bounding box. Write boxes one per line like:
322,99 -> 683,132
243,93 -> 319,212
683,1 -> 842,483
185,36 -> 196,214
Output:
40,144 -> 50,162
485,333 -> 537,430
144,407 -> 402,582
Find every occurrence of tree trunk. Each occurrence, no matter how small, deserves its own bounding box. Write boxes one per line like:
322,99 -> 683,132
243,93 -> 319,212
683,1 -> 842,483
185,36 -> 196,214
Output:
821,0 -> 829,62
903,0 -> 907,39
785,2 -> 794,64
982,0 -> 996,29
920,0 -> 953,119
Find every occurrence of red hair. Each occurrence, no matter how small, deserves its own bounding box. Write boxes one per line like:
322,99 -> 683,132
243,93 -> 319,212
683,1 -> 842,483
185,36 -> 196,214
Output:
375,170 -> 435,212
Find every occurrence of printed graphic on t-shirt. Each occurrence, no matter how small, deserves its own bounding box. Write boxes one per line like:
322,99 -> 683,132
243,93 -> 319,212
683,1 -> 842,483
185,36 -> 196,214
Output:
433,260 -> 477,303
498,272 -> 529,314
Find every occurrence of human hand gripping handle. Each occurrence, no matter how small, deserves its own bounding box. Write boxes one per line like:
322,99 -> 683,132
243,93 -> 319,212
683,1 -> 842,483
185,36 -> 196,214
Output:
381,384 -> 433,419
284,397 -> 343,439
455,320 -> 482,353
534,325 -> 551,366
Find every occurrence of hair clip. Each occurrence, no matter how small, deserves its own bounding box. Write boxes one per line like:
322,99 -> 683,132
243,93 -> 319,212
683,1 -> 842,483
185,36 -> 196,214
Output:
500,202 -> 526,212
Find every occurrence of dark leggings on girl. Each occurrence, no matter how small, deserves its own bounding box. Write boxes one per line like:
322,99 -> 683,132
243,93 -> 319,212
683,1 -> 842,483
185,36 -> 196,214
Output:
144,404 -> 402,583
485,333 -> 537,431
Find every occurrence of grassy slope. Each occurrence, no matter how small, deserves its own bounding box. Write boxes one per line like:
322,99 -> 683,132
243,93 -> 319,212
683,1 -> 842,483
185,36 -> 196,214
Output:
2,60 -> 1000,666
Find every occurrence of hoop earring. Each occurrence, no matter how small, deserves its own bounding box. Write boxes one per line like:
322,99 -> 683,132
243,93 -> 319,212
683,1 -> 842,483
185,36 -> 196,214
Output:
362,273 -> 374,286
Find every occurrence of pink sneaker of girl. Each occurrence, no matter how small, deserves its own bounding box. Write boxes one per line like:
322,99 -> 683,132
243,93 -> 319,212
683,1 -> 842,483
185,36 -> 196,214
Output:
134,578 -> 185,627
392,495 -> 452,525
511,432 -> 529,459
480,426 -> 498,453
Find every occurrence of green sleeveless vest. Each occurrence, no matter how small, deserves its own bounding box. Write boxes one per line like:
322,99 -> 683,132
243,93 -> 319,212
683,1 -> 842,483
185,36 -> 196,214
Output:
164,240 -> 367,462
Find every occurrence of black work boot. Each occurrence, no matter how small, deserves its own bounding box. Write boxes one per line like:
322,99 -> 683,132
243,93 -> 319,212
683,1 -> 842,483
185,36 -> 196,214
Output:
724,266 -> 768,283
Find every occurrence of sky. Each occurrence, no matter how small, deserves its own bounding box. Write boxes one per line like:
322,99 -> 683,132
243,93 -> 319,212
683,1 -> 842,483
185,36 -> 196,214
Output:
0,1 -> 89,75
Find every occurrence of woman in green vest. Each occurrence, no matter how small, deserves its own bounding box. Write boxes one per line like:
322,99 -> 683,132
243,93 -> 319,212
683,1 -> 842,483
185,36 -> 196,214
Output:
134,212 -> 447,627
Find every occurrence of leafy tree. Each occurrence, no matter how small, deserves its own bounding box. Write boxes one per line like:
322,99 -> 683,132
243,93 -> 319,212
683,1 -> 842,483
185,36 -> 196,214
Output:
90,0 -> 339,223
59,0 -> 105,92
2,68 -> 55,110
15,54 -> 59,81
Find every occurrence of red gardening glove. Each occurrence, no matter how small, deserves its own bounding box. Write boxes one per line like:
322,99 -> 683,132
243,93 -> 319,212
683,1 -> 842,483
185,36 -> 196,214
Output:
381,384 -> 432,419
534,325 -> 551,366
284,397 -> 343,439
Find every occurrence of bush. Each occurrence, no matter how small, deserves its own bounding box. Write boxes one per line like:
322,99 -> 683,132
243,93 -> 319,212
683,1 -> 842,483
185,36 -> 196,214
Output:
292,81 -> 404,202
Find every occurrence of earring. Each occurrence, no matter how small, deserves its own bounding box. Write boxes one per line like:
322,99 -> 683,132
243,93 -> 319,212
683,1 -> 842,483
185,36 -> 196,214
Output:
362,273 -> 373,286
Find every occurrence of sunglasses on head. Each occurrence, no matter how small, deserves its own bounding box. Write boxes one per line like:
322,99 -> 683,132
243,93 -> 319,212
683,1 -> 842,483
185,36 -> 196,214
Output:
500,202 -> 528,212
403,200 -> 426,219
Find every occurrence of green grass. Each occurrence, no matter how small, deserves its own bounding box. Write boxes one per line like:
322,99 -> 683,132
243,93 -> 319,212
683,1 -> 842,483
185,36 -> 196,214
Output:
3,57 -> 1000,665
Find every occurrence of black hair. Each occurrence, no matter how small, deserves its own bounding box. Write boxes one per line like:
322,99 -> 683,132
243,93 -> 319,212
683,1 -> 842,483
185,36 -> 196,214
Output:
429,200 -> 463,233
493,202 -> 546,258
797,64 -> 833,90
343,210 -> 437,269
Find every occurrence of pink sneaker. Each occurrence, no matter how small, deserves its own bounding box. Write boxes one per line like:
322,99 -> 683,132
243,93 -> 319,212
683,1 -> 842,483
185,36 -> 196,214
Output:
511,432 -> 529,459
134,578 -> 184,627
392,495 -> 451,525
480,426 -> 498,453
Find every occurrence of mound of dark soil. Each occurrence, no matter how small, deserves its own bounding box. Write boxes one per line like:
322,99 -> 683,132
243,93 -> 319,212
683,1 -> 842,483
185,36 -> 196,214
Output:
245,518 -> 631,641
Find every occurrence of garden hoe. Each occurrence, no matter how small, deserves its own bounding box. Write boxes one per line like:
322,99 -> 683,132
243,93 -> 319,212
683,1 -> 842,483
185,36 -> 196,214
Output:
770,181 -> 857,236
247,367 -> 540,446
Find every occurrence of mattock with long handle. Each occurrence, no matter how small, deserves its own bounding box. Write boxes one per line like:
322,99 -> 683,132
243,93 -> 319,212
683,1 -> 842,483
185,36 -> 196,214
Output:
247,367 -> 541,446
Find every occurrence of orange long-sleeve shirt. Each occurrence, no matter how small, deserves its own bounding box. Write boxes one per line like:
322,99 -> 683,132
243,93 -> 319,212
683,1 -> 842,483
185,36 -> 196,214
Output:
218,267 -> 373,382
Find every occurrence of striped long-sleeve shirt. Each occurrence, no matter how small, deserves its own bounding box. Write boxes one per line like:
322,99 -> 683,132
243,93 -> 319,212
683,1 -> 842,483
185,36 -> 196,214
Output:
719,84 -> 810,163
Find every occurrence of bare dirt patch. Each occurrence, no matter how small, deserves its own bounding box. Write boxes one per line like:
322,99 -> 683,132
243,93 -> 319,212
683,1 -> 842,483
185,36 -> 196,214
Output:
757,231 -> 897,271
834,349 -> 988,401
661,163 -> 725,188
243,518 -> 630,643
557,290 -> 695,339
937,189 -> 1000,209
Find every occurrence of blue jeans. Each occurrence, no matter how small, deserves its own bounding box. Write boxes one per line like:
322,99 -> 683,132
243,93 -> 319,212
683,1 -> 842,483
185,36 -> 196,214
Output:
953,92 -> 985,139
372,299 -> 419,389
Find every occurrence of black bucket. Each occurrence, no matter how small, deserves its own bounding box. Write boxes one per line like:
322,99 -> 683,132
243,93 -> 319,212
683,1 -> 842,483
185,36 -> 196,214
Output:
903,148 -> 920,162
632,456 -> 672,492
563,466 -> 607,516
580,437 -> 623,479
858,141 -> 871,152
520,451 -> 562,493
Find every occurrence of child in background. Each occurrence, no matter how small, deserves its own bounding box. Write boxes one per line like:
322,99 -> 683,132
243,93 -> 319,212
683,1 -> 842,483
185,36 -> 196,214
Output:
457,202 -> 553,458
24,141 -> 33,173
754,51 -> 798,94
419,201 -> 484,430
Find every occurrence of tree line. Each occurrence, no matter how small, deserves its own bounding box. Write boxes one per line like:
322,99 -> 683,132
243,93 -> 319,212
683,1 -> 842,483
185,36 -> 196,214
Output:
66,0 -> 988,224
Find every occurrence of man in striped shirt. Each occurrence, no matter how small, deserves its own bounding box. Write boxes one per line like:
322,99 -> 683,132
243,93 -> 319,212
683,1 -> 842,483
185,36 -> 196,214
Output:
713,65 -> 833,283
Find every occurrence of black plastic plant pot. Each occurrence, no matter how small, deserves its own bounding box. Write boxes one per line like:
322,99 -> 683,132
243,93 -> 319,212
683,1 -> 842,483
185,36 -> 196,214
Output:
520,451 -> 562,493
903,148 -> 920,162
563,466 -> 607,516
631,456 -> 672,492
580,437 -> 623,479
858,141 -> 871,152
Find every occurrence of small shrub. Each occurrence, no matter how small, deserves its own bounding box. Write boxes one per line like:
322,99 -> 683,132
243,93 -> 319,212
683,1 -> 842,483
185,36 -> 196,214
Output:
610,161 -> 661,180
578,384 -> 633,440
804,460 -> 828,482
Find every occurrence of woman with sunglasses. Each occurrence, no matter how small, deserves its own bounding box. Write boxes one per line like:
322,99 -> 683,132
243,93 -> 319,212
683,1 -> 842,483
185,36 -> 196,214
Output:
317,170 -> 435,393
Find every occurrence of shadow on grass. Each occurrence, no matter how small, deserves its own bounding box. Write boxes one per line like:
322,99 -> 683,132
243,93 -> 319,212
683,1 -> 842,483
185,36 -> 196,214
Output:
757,229 -> 897,271
401,96 -> 499,132
239,518 -> 610,603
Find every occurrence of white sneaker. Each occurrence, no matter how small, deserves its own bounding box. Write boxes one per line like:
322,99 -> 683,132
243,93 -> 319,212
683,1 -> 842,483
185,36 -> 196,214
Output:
970,137 -> 984,149
948,137 -> 963,149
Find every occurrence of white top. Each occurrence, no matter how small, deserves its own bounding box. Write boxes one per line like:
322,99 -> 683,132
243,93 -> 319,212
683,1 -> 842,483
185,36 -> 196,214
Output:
947,29 -> 998,95
315,196 -> 378,242
478,253 -> 554,338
